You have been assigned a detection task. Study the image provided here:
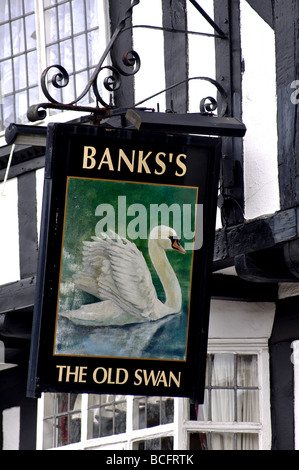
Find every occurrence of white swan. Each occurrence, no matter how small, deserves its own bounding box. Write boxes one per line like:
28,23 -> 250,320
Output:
59,225 -> 186,327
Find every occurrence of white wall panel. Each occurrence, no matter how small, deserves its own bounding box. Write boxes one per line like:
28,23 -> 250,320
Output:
0,177 -> 20,285
240,0 -> 280,220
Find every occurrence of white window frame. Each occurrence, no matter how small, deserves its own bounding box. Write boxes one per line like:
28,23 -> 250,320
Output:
36,338 -> 271,450
182,339 -> 272,450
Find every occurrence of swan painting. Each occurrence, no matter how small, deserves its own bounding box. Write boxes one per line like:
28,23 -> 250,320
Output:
59,225 -> 186,327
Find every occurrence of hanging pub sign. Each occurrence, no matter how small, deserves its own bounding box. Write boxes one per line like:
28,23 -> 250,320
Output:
27,122 -> 221,403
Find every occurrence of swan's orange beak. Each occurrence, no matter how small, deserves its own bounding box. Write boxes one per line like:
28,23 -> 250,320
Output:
172,239 -> 186,254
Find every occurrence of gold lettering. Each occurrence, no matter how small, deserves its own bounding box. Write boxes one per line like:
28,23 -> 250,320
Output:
66,365 -> 79,382
175,154 -> 187,176
56,365 -> 66,382
169,371 -> 181,388
154,152 -> 166,175
116,368 -> 129,385
79,366 -> 88,383
118,149 -> 135,172
134,369 -> 143,386
98,148 -> 114,171
83,146 -> 96,169
93,367 -> 108,384
107,368 -> 115,384
137,151 -> 152,173
156,370 -> 169,387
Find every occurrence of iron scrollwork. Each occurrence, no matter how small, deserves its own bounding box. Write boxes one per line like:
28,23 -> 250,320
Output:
27,0 -> 141,122
27,0 -> 228,122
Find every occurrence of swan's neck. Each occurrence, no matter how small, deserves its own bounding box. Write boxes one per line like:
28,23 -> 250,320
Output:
148,239 -> 182,312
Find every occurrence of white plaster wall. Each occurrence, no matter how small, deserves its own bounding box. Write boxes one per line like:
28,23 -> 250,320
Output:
0,177 -> 20,285
2,407 -> 20,450
132,0 -> 165,110
209,299 -> 275,340
240,0 -> 280,220
36,167 -> 45,241
187,0 -> 216,113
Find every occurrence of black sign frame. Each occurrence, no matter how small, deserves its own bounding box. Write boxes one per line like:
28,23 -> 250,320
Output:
27,122 -> 221,403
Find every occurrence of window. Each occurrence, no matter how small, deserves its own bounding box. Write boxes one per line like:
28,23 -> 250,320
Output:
189,353 -> 260,450
0,0 -> 38,130
37,348 -> 271,450
43,0 -> 101,105
0,0 -> 106,132
87,395 -> 127,439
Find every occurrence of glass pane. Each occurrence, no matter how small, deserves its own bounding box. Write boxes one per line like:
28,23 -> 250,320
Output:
86,0 -> 98,29
88,394 -> 100,407
15,91 -> 28,123
189,432 -> 208,450
46,43 -> 59,65
62,72 -> 74,102
75,70 -> 88,104
45,7 -> 58,44
237,355 -> 258,387
161,398 -> 174,425
14,55 -> 27,90
87,29 -> 99,67
194,389 -> 209,421
57,393 -> 69,414
87,408 -> 99,439
44,393 -> 56,417
211,389 -> 234,421
29,85 -> 39,104
133,397 -> 174,430
210,432 -> 235,450
27,50 -> 38,86
147,397 -> 161,428
237,390 -> 259,422
25,14 -> 37,50
60,38 -> 73,70
114,401 -> 126,434
12,19 -> 25,53
43,418 -> 54,449
72,0 -> 85,34
236,433 -> 259,450
134,437 -> 173,451
58,3 -> 71,39
100,405 -> 113,437
24,0 -> 35,14
57,415 -> 69,446
189,432 -> 259,451
69,413 -> 81,444
74,34 -> 87,70
44,0 -> 57,7
0,24 -> 11,60
211,354 -> 234,387
2,94 -> 14,128
0,1 -> 9,23
71,393 -> 81,411
10,0 -> 23,19
1,60 -> 13,94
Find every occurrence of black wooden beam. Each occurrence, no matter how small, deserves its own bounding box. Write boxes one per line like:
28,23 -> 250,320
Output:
213,206 -> 299,270
274,0 -> 299,209
108,0 -> 135,107
0,278 -> 36,315
211,273 -> 277,302
162,0 -> 188,113
18,172 -> 39,279
0,145 -> 45,176
245,0 -> 274,29
125,109 -> 246,136
214,0 -> 244,226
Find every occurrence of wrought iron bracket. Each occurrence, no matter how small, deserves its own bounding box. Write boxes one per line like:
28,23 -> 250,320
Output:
27,0 -> 230,124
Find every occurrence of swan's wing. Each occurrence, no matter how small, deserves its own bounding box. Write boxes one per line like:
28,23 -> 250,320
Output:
73,231 -> 158,319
